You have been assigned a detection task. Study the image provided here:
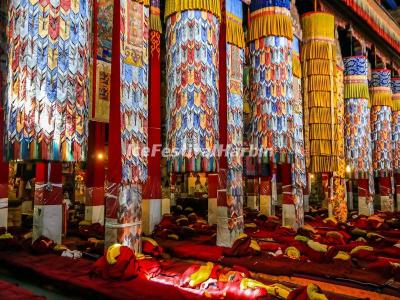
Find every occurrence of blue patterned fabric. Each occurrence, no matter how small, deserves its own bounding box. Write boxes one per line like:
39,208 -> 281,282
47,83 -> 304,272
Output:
226,0 -> 243,18
344,56 -> 368,77
392,78 -> 400,94
250,0 -> 290,11
370,70 -> 391,88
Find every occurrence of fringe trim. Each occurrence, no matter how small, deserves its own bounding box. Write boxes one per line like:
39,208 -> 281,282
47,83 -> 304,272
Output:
370,92 -> 393,108
301,42 -> 335,60
249,13 -> 293,41
393,99 -> 400,112
305,76 -> 337,92
150,10 -> 162,33
302,12 -> 335,41
344,83 -> 369,100
310,140 -> 338,155
307,91 -> 337,108
310,156 -> 338,173
165,0 -> 221,19
293,55 -> 301,78
303,59 -> 336,76
309,107 -> 338,124
227,13 -> 245,48
309,124 -> 339,140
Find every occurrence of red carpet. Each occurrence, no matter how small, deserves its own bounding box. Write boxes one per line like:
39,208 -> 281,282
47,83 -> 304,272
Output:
0,252 -> 204,300
0,280 -> 45,300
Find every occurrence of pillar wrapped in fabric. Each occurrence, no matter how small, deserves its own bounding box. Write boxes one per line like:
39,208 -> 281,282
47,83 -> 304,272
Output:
165,0 -> 220,173
370,69 -> 393,211
216,0 -> 245,247
343,56 -> 373,215
90,0 -> 113,123
85,122 -> 106,224
105,0 -> 149,251
5,0 -> 92,162
392,78 -> 400,210
248,0 -> 294,164
142,0 -> 162,235
302,12 -> 338,173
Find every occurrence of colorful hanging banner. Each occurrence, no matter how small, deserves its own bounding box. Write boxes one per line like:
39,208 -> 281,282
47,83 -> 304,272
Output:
165,2 -> 220,173
248,0 -> 294,164
302,12 -> 338,173
370,69 -> 393,176
392,78 -> 400,173
343,56 -> 372,178
89,0 -> 113,123
5,0 -> 92,162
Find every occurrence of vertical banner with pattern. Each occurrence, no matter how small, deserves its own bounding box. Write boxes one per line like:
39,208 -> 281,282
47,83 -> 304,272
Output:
248,0 -> 294,164
90,0 -> 113,123
392,78 -> 400,173
165,1 -> 221,173
105,0 -> 149,251
370,69 -> 393,176
302,12 -> 338,174
6,0 -> 92,162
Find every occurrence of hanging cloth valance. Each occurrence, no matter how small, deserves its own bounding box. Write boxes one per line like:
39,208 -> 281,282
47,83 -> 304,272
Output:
370,69 -> 393,108
391,78 -> 400,112
226,0 -> 245,48
248,0 -> 293,41
165,0 -> 221,19
150,0 -> 162,33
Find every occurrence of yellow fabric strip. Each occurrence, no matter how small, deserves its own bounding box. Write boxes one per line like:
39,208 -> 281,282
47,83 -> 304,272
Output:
303,59 -> 336,76
309,107 -> 338,124
301,42 -> 335,60
370,91 -> 393,108
292,55 -> 301,78
307,91 -> 338,108
302,12 -> 335,41
393,98 -> 400,111
344,83 -> 369,100
150,7 -> 162,33
306,76 -> 337,92
310,140 -> 338,156
249,13 -> 293,41
309,124 -> 339,140
227,13 -> 245,48
135,0 -> 150,6
310,156 -> 338,173
165,0 -> 221,19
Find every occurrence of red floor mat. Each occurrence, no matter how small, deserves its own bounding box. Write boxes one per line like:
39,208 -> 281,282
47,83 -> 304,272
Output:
0,280 -> 45,300
0,252 -> 204,300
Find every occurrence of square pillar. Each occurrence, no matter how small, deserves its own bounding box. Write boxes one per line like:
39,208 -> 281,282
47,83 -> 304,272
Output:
260,177 -> 273,216
208,173 -> 218,225
395,174 -> 400,211
33,163 -> 63,244
246,177 -> 259,210
378,177 -> 394,212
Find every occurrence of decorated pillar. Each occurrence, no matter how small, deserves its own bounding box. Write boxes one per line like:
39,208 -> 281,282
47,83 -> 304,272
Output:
85,122 -> 106,224
0,108 -> 8,229
105,0 -> 149,251
215,0 -> 245,247
302,13 -> 338,212
344,56 -> 374,215
6,1 -> 92,241
208,173 -> 218,224
392,78 -> 400,211
370,69 -> 393,212
248,0 -> 295,225
142,0 -> 162,235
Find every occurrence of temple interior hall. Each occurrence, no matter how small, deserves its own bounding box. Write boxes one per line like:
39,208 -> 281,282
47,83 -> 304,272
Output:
1,0 -> 400,299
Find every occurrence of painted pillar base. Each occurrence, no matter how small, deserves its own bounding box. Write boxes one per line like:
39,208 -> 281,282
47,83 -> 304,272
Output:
105,183 -> 142,252
358,197 -> 374,216
161,198 -> 171,215
303,194 -> 309,212
247,195 -> 258,210
0,198 -> 7,229
282,203 -> 302,230
142,199 -> 161,235
380,196 -> 394,212
208,174 -> 218,225
33,205 -> 63,244
33,163 -> 63,244
347,181 -> 354,211
84,205 -> 105,225
260,195 -> 273,216
216,206 -> 243,247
